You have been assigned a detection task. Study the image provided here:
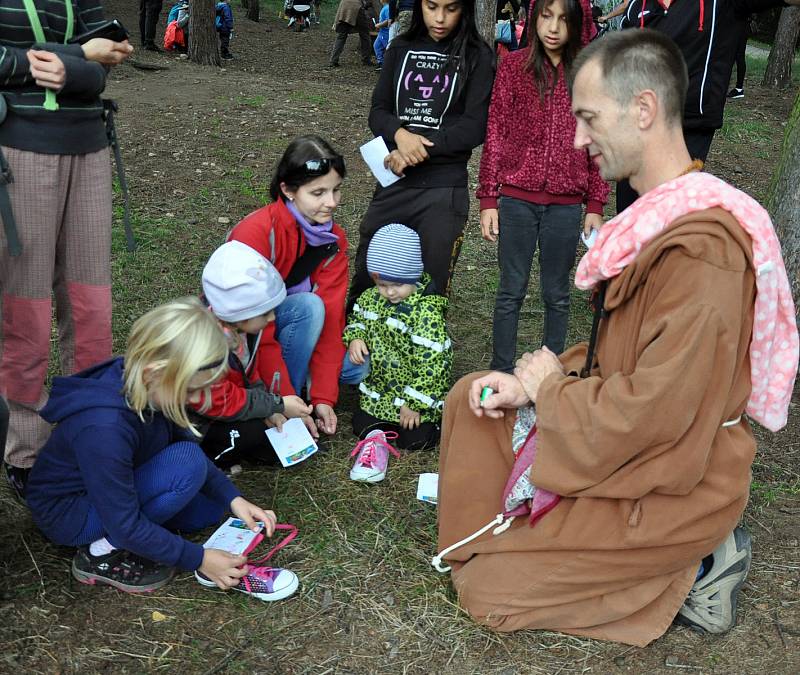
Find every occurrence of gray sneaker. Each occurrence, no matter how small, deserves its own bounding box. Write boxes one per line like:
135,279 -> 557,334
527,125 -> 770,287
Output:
676,527 -> 752,633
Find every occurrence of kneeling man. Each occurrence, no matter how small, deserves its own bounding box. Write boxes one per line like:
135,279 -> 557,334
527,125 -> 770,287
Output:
435,29 -> 798,646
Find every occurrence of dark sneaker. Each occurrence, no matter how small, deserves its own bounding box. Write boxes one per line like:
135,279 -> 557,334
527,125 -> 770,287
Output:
4,462 -> 29,501
675,527 -> 752,633
327,62 -> 340,68
221,52 -> 234,60
72,547 -> 174,593
727,88 -> 744,99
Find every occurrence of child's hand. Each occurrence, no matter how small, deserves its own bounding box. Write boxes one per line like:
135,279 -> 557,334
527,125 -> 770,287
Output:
384,150 -> 410,177
200,548 -> 248,590
399,405 -> 421,430
230,496 -> 277,536
300,413 -> 320,439
583,212 -> 603,236
348,339 -> 369,365
314,403 -> 337,435
282,395 -> 313,419
266,412 -> 287,431
480,208 -> 500,242
394,128 -> 434,165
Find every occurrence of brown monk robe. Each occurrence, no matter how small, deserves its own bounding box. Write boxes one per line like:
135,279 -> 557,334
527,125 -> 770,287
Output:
437,209 -> 757,647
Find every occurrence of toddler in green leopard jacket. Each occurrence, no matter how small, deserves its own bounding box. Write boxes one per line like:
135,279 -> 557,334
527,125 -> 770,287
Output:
343,224 -> 452,482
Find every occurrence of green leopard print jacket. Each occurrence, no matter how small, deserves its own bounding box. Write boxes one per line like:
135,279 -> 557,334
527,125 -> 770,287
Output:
342,274 -> 452,424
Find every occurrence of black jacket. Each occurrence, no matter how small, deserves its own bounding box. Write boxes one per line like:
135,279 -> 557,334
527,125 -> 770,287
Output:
368,34 -> 495,188
621,0 -> 786,130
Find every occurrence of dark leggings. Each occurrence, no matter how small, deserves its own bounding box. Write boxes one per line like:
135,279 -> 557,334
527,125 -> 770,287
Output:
0,397 -> 8,460
352,408 -> 440,451
734,25 -> 748,89
70,442 -> 224,546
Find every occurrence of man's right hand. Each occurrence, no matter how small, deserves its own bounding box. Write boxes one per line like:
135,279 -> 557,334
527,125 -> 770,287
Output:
199,549 -> 248,590
468,371 -> 530,418
480,209 -> 500,242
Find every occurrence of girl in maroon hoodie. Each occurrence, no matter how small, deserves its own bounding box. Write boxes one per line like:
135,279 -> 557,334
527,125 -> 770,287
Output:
477,0 -> 609,372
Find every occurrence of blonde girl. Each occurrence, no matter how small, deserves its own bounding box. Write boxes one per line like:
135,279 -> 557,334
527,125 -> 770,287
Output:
25,298 -> 298,601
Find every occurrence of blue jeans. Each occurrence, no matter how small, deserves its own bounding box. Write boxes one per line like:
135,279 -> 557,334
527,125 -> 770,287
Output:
274,292 -> 370,395
491,197 -> 582,372
72,442 -> 225,546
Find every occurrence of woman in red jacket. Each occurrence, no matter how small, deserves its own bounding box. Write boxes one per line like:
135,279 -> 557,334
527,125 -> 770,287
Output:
229,136 -> 364,436
477,0 -> 609,372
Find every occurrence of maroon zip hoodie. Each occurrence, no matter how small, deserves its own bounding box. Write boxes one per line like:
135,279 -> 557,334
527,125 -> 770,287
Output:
477,0 -> 609,213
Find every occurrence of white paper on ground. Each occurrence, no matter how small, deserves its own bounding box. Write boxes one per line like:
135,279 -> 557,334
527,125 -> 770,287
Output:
581,228 -> 598,248
416,472 -> 439,505
265,417 -> 319,467
359,136 -> 403,188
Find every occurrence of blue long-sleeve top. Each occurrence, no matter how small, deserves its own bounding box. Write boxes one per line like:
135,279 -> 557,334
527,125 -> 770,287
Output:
25,358 -> 241,571
215,2 -> 234,32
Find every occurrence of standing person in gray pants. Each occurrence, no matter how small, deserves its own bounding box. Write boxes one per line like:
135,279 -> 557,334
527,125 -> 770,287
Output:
0,0 -> 132,500
330,0 -> 374,67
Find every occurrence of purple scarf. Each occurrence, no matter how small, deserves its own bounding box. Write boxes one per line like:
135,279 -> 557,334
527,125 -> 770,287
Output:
285,200 -> 339,294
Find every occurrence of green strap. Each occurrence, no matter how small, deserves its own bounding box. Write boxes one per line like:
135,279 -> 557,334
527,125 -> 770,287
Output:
21,0 -> 75,112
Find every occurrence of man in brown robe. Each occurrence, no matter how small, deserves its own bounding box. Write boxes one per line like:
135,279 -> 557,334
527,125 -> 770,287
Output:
436,29 -> 785,647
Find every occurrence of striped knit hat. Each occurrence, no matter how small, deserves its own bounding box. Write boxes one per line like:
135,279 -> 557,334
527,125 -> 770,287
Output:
367,223 -> 423,284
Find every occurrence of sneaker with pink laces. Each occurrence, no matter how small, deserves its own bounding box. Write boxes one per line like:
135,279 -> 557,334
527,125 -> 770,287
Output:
349,429 -> 400,483
195,565 -> 299,602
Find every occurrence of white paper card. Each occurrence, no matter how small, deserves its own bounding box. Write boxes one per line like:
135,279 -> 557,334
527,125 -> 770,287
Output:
359,137 -> 403,188
203,517 -> 263,555
581,228 -> 598,249
416,473 -> 439,505
266,417 -> 319,467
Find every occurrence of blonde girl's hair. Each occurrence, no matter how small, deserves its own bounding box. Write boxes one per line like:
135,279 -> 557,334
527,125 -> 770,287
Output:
123,297 -> 229,435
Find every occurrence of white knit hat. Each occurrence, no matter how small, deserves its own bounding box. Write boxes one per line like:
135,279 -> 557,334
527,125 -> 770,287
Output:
202,241 -> 287,322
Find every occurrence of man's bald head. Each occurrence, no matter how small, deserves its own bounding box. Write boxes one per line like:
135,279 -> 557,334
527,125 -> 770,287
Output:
570,29 -> 688,128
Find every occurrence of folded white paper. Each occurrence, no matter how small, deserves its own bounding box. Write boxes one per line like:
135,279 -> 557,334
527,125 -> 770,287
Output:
265,417 -> 318,468
359,136 -> 403,188
416,473 -> 438,505
581,228 -> 598,249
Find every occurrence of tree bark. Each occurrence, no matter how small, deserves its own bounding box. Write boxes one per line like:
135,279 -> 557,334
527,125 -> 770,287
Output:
761,7 -> 800,89
247,0 -> 260,22
475,0 -> 496,47
188,0 -> 221,66
766,91 -> 800,318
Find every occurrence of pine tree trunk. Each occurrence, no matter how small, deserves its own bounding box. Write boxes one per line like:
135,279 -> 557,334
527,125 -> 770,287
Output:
247,0 -> 260,22
240,0 -> 248,8
766,91 -> 800,318
475,0 -> 496,47
188,0 -> 221,66
761,7 -> 800,89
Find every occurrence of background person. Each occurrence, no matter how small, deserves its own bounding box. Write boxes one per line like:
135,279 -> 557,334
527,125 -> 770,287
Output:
477,0 -> 609,370
0,0 -> 132,499
614,0 -> 800,212
348,0 -> 495,308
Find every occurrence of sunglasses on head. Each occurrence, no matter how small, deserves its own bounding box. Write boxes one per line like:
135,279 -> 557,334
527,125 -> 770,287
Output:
293,157 -> 342,177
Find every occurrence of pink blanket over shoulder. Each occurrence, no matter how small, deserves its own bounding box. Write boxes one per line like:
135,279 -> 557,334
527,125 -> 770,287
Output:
575,172 -> 798,432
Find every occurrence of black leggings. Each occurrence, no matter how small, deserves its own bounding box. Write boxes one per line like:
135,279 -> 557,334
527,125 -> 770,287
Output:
352,408 -> 440,451
0,397 -> 8,461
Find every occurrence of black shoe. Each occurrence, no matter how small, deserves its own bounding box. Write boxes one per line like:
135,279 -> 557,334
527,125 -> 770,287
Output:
72,546 -> 174,593
221,52 -> 234,60
4,462 -> 29,501
144,43 -> 162,53
727,87 -> 744,99
328,61 -> 340,68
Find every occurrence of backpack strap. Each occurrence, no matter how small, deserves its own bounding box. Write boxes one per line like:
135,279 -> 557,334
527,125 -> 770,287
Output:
284,241 -> 339,288
580,281 -> 608,379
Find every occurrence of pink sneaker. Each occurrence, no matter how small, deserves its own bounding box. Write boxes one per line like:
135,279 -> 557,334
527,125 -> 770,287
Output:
195,565 -> 298,602
349,430 -> 400,483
